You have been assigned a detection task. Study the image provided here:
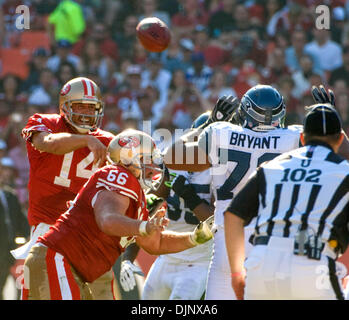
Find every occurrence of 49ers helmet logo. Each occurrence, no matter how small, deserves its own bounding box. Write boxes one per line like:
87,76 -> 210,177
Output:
60,83 -> 71,96
118,136 -> 141,148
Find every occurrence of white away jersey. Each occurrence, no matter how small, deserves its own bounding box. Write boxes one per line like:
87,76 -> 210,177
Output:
198,122 -> 302,226
164,169 -> 213,263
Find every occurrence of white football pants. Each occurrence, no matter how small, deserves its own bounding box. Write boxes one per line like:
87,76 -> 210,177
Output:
244,236 -> 345,300
205,226 -> 254,300
142,255 -> 209,300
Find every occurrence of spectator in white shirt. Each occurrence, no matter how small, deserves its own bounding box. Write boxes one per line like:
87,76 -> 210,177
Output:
291,54 -> 322,99
203,69 -> 236,104
285,29 -> 322,74
28,68 -> 58,108
47,39 -> 81,73
304,28 -> 343,72
141,53 -> 172,113
185,52 -> 213,92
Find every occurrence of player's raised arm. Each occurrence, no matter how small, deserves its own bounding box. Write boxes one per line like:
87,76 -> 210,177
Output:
311,85 -> 349,160
31,131 -> 108,167
164,95 -> 239,171
164,139 -> 211,172
31,131 -> 104,155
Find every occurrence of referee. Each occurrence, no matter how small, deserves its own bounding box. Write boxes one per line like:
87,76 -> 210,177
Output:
224,103 -> 349,300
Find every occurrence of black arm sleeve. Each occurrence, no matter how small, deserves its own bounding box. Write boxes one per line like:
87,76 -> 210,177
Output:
224,167 -> 262,226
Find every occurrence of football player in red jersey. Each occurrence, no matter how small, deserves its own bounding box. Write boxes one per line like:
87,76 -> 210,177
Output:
22,130 -> 215,300
12,77 -> 116,299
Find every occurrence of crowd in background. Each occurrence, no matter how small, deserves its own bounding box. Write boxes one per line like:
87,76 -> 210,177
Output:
0,0 -> 349,213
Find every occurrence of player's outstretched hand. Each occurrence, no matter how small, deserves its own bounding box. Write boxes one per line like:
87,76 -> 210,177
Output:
311,85 -> 335,106
146,208 -> 169,235
197,95 -> 240,129
86,135 -> 108,167
210,95 -> 240,122
189,215 -> 216,246
135,210 -> 167,254
120,260 -> 144,292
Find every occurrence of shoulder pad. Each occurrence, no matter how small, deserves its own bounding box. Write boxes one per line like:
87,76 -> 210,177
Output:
286,124 -> 303,133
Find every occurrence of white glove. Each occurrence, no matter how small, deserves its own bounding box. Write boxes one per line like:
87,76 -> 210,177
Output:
189,215 -> 216,246
119,260 -> 144,292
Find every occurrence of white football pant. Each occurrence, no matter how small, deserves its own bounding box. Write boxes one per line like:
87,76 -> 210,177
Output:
142,255 -> 209,300
205,226 -> 254,300
205,228 -> 236,300
244,236 -> 345,300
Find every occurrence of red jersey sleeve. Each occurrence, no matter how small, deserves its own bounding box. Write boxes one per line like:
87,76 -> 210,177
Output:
22,113 -> 54,141
90,128 -> 114,147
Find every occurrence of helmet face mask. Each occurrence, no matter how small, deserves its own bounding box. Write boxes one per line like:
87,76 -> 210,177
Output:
62,101 -> 104,133
107,130 -> 164,192
131,148 -> 164,191
239,85 -> 286,131
59,77 -> 104,133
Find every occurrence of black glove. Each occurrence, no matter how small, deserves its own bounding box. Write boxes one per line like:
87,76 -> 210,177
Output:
199,95 -> 240,129
171,175 -> 205,211
311,85 -> 335,106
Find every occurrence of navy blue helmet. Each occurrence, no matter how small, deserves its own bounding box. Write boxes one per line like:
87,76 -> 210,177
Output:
191,111 -> 211,129
237,85 -> 286,131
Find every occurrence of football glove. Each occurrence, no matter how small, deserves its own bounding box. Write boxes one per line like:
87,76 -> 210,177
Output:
189,215 -> 216,246
200,95 -> 240,129
119,260 -> 144,292
164,172 -> 177,188
146,194 -> 165,217
165,173 -> 205,211
311,85 -> 335,106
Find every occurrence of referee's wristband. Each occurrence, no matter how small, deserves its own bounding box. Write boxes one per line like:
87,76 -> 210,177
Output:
138,221 -> 148,236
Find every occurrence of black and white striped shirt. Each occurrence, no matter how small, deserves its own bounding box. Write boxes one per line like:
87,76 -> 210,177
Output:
225,141 -> 349,254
